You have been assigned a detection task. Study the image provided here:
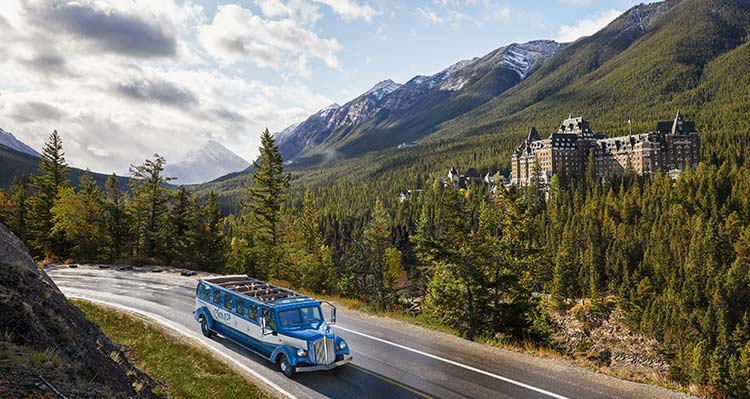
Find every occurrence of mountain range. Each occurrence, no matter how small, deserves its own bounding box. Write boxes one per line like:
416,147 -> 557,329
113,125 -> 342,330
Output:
194,0 -> 750,211
164,140 -> 250,185
274,40 -> 565,164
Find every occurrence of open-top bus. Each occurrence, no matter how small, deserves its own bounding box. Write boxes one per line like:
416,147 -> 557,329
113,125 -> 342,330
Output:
194,275 -> 352,378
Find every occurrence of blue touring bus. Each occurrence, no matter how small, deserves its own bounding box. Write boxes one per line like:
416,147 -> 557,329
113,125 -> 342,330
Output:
194,275 -> 352,378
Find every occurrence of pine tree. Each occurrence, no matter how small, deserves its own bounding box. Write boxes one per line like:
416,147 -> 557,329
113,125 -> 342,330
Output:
129,154 -> 172,259
4,175 -> 32,242
29,130 -> 70,259
103,174 -> 130,262
241,129 -> 290,277
361,198 -> 395,310
164,186 -> 198,265
0,190 -> 9,226
552,227 -> 578,310
196,191 -> 227,273
298,189 -> 334,292
50,171 -> 104,262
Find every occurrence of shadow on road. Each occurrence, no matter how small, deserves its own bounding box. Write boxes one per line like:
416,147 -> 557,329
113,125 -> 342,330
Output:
211,335 -> 436,399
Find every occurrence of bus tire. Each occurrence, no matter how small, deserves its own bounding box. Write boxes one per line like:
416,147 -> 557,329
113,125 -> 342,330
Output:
200,317 -> 215,338
278,354 -> 296,378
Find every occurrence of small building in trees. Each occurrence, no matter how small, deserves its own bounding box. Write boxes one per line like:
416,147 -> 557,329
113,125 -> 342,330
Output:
510,113 -> 700,186
445,167 -> 488,189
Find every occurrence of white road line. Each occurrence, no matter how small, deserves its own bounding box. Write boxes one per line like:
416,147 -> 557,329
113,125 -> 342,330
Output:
333,325 -> 570,399
66,295 -> 298,399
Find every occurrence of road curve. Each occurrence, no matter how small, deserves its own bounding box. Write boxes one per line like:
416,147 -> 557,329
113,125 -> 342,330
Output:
46,266 -> 694,399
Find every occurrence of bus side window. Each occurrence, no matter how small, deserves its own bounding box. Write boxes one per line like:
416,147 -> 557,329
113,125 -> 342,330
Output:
247,305 -> 258,322
213,289 -> 221,305
223,294 -> 233,310
264,309 -> 276,331
235,298 -> 245,316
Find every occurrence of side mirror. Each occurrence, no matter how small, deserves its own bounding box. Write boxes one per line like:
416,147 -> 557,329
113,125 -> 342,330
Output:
320,301 -> 337,325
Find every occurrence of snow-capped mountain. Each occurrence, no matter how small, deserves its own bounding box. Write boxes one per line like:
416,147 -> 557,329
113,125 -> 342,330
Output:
275,40 -> 564,162
0,128 -> 41,157
164,140 -> 250,185
275,79 -> 401,160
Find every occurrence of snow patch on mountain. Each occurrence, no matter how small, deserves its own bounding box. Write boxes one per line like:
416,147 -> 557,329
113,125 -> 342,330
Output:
365,79 -> 402,100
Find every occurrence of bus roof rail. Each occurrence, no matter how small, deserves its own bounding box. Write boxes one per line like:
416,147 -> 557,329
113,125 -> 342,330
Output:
201,275 -> 309,305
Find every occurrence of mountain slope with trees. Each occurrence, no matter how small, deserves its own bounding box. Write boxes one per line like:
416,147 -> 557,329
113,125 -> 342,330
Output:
0,138 -> 129,190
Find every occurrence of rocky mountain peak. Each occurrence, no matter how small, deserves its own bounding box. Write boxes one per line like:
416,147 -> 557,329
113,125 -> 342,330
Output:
165,140 -> 250,185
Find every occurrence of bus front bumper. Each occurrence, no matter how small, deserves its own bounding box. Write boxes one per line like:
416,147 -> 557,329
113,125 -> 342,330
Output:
295,356 -> 352,372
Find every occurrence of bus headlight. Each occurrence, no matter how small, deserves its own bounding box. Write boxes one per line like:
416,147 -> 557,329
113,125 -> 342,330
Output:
338,341 -> 347,350
296,348 -> 307,357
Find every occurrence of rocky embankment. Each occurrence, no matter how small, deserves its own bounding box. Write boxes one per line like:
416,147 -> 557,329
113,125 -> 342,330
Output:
549,301 -> 671,381
0,223 -> 160,398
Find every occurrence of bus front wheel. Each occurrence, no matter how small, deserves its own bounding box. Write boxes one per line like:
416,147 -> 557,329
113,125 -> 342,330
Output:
278,354 -> 296,378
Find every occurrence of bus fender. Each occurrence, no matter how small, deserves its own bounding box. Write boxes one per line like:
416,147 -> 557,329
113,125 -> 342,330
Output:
270,346 -> 298,366
195,307 -> 213,328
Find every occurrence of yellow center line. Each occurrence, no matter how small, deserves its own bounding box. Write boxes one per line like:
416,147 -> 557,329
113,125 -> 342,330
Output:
348,363 -> 436,399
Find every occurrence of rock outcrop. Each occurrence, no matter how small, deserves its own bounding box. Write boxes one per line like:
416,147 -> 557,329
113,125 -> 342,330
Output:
0,223 -> 158,398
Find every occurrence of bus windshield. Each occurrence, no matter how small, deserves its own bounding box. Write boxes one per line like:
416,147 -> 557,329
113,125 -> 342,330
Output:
277,306 -> 324,329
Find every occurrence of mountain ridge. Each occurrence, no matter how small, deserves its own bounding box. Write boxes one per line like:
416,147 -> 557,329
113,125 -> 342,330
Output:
0,128 -> 40,158
274,39 -> 565,163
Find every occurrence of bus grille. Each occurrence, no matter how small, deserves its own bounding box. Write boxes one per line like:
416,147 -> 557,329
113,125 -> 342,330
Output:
313,337 -> 335,365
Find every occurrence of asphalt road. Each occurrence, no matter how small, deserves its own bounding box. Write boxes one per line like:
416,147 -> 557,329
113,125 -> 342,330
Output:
46,266 -> 694,399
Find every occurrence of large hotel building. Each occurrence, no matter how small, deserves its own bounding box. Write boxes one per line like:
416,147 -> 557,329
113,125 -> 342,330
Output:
511,113 -> 700,186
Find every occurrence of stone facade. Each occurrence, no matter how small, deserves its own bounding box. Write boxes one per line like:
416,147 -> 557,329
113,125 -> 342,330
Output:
511,113 -> 699,186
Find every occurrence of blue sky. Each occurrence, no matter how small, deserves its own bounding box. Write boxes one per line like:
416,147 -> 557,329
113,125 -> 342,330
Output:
200,0 -> 645,103
0,0 -> 648,175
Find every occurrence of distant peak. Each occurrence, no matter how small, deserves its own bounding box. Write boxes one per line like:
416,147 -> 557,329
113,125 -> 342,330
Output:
204,140 -> 227,149
320,103 -> 340,112
366,79 -> 401,94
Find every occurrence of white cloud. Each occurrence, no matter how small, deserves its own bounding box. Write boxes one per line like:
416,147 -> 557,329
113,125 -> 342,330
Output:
253,0 -> 322,25
416,0 -> 510,30
557,9 -> 621,42
0,0 -> 334,175
254,0 -> 294,18
199,4 -> 341,69
415,7 -> 443,25
313,0 -> 376,21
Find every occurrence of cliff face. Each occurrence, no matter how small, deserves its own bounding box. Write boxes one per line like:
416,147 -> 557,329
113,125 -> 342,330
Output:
0,223 -> 158,398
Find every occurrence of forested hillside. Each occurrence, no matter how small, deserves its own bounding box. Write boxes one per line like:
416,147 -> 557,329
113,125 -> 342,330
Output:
0,142 -> 129,190
3,0 -> 750,396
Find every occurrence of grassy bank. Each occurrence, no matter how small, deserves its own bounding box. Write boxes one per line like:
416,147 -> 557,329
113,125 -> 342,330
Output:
73,300 -> 273,399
